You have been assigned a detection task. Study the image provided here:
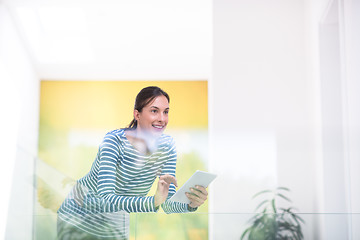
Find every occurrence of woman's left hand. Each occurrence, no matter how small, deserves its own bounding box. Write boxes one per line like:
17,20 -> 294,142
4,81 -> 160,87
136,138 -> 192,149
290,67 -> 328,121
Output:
186,185 -> 208,208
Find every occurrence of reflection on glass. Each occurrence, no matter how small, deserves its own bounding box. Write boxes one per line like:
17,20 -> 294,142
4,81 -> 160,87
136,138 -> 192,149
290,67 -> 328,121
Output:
58,182 -> 130,239
36,82 -> 209,239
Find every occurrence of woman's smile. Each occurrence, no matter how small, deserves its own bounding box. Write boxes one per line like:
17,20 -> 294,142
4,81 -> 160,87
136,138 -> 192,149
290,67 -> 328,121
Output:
134,95 -> 169,136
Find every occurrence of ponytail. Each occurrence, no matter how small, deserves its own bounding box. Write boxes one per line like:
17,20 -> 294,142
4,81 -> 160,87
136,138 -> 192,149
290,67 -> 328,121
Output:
128,118 -> 137,129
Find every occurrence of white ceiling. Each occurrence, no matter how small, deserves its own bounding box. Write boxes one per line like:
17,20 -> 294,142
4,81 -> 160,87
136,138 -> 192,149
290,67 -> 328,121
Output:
4,0 -> 212,80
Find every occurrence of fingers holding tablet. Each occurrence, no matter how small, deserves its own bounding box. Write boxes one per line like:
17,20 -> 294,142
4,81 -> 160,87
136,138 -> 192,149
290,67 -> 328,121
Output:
169,170 -> 216,205
186,185 -> 208,208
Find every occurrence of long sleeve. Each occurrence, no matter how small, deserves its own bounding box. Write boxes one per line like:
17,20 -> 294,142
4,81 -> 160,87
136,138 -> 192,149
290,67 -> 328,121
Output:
96,133 -> 157,213
59,129 -> 185,238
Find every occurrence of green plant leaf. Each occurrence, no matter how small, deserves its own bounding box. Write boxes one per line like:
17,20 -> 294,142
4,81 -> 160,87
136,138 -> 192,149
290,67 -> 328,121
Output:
242,187 -> 305,240
280,207 -> 296,212
291,212 -> 305,224
276,193 -> 292,202
252,189 -> 272,199
240,227 -> 251,240
281,207 -> 305,225
276,186 -> 290,192
271,199 -> 277,213
255,199 -> 270,212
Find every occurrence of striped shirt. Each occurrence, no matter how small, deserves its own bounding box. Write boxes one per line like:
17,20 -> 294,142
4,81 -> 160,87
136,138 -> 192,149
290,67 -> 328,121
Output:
57,129 -> 193,238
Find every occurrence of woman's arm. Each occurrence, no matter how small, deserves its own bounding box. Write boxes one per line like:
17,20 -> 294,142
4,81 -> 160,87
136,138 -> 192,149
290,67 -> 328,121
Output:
96,133 -> 157,213
158,138 -> 198,213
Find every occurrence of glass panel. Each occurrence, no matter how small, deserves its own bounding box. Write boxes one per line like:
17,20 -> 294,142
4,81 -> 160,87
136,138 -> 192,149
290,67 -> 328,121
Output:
131,213 -> 360,240
131,212 -> 208,240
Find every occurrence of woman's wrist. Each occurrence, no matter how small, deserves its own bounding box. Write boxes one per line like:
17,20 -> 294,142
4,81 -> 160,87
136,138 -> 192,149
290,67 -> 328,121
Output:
154,196 -> 160,208
187,204 -> 198,212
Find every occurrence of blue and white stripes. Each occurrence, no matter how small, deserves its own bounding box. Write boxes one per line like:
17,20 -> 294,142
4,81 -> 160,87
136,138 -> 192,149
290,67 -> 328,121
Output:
58,129 -> 192,238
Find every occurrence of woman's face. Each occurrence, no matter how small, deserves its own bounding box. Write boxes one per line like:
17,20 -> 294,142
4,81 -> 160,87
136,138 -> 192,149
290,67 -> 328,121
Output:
134,95 -> 169,137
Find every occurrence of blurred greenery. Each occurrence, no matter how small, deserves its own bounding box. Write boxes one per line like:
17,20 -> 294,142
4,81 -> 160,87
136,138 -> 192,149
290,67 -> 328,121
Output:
37,81 -> 208,239
129,151 -> 208,240
130,212 -> 208,240
36,125 -> 209,240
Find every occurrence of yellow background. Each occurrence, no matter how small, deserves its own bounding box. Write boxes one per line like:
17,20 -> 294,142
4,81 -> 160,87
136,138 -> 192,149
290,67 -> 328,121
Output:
37,81 -> 209,240
40,81 -> 208,130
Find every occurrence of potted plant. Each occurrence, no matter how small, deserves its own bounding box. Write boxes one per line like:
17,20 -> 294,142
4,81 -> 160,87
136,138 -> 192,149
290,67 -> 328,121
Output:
240,187 -> 304,240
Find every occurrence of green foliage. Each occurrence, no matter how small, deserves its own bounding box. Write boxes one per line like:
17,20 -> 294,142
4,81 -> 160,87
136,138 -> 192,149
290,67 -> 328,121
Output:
241,187 -> 305,240
36,123 -> 209,239
129,151 -> 209,240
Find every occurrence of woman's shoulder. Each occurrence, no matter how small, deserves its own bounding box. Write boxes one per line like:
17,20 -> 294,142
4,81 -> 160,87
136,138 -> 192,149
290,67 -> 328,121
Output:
158,133 -> 175,147
107,128 -> 125,135
102,129 -> 126,144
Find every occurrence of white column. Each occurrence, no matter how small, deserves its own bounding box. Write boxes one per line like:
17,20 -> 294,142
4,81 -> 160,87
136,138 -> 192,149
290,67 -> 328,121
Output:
0,3 -> 40,239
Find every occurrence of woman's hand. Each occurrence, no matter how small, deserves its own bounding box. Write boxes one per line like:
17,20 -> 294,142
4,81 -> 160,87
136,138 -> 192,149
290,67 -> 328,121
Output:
154,174 -> 178,207
186,185 -> 208,208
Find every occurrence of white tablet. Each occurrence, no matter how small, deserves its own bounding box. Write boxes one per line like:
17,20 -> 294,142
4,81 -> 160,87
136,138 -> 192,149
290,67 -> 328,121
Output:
169,170 -> 217,204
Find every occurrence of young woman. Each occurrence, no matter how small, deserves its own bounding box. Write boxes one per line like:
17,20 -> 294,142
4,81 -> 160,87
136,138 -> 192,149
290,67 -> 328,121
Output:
57,86 -> 208,239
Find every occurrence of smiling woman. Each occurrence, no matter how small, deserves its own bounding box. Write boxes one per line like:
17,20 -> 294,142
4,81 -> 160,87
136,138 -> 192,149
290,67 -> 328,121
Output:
126,88 -> 170,154
134,95 -> 169,134
56,86 -> 208,239
128,87 -> 170,135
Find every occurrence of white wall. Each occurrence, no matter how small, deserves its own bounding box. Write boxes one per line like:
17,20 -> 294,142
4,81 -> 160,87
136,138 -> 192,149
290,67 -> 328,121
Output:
0,4 -> 40,240
307,0 -> 360,239
210,0 -> 318,239
343,1 -> 360,239
211,0 -> 360,239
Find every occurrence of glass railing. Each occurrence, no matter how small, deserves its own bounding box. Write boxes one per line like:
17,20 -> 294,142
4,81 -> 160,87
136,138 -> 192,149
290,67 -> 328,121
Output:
6,148 -> 360,239
32,212 -> 360,239
130,212 -> 360,240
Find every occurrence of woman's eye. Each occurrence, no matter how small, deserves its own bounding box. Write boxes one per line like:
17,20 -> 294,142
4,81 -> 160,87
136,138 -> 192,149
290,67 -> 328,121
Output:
164,111 -> 169,115
151,109 -> 157,113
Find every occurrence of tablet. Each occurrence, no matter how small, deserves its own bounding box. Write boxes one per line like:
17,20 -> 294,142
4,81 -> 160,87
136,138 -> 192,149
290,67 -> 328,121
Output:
169,170 -> 217,204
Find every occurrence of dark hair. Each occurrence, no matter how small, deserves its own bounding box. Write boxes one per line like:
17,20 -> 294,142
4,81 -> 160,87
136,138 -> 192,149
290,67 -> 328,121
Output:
127,86 -> 170,129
